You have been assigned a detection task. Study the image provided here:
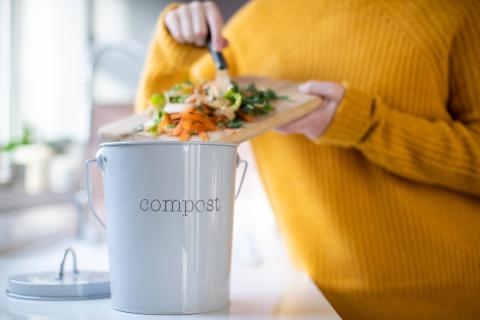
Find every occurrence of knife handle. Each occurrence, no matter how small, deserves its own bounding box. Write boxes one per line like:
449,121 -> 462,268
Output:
206,28 -> 228,70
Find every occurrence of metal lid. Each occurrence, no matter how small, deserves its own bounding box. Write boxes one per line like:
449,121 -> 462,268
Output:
6,248 -> 110,301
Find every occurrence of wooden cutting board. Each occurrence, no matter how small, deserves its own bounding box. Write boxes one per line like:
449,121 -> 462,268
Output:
98,76 -> 322,144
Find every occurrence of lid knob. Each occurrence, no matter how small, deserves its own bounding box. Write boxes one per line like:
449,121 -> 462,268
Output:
57,247 -> 79,280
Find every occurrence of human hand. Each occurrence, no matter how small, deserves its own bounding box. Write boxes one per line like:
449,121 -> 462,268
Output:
164,1 -> 228,50
276,81 -> 345,140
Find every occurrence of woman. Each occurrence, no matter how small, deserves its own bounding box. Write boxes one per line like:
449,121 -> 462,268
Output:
135,1 -> 480,318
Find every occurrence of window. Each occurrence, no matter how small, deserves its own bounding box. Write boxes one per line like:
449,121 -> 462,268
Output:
0,0 -> 12,145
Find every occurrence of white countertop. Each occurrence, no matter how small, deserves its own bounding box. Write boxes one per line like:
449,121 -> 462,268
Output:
0,239 -> 340,320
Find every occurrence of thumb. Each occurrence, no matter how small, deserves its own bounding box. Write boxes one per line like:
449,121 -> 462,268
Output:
299,81 -> 344,101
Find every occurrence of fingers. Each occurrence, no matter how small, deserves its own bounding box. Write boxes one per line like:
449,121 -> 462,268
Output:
165,10 -> 184,43
177,5 -> 194,44
190,1 -> 207,46
299,81 -> 345,102
204,1 -> 226,50
275,92 -> 339,140
276,108 -> 332,140
164,1 -> 227,49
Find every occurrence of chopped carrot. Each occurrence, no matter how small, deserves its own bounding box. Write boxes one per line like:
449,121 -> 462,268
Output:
172,121 -> 183,136
204,121 -> 217,131
179,130 -> 190,141
213,116 -> 227,123
156,114 -> 171,133
171,113 -> 182,120
161,114 -> 171,126
164,106 -> 228,141
199,131 -> 209,141
191,122 -> 204,132
202,105 -> 213,114
238,111 -> 254,122
182,113 -> 216,130
183,120 -> 193,131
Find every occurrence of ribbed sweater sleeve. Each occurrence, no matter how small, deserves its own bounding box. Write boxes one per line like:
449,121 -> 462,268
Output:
318,6 -> 480,197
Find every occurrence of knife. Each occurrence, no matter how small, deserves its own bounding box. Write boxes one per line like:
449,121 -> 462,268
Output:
206,29 -> 231,93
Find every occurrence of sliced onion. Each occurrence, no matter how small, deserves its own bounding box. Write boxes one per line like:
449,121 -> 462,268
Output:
164,102 -> 190,114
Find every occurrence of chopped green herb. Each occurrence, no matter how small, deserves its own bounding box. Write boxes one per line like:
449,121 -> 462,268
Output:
226,119 -> 243,128
236,83 -> 283,116
231,82 -> 240,93
169,95 -> 187,103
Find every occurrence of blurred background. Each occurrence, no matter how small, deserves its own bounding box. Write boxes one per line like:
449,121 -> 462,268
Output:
0,0 -> 286,265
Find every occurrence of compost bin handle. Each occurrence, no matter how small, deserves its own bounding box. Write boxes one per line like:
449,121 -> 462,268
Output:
235,156 -> 248,200
85,158 -> 107,228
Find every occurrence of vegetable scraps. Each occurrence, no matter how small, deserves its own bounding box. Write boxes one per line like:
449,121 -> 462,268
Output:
143,81 -> 286,141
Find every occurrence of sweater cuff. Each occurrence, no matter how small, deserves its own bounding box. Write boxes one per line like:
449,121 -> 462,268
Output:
155,3 -> 205,68
316,84 -> 378,147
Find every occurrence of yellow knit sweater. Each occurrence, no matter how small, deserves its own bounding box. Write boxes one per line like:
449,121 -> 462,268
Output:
135,0 -> 480,318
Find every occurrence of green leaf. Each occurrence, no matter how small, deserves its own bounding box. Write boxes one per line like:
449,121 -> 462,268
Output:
169,95 -> 187,103
263,103 -> 273,112
226,119 -> 243,128
157,110 -> 165,119
230,82 -> 240,93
